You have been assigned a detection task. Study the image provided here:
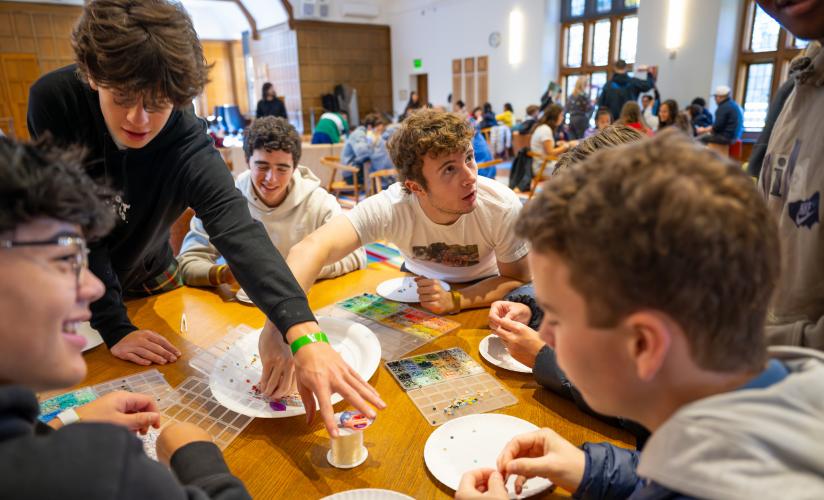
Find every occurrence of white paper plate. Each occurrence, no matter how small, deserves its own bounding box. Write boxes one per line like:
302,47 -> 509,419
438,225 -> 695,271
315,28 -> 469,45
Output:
375,276 -> 451,303
77,322 -> 104,352
209,316 -> 381,418
235,288 -> 253,304
424,414 -> 553,499
321,490 -> 414,500
479,335 -> 533,374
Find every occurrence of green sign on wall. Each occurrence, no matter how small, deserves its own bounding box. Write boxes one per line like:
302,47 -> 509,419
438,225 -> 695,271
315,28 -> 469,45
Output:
413,59 -> 422,69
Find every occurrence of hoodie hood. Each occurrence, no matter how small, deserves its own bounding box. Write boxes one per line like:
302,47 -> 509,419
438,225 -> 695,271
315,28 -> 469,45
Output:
238,164 -> 322,217
637,346 -> 824,500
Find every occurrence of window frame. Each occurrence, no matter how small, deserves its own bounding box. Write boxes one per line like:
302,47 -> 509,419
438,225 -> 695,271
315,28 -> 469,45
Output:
561,0 -> 638,23
734,0 -> 805,135
558,11 -> 638,99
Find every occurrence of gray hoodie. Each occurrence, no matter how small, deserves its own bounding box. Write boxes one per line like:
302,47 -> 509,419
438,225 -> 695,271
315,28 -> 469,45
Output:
636,347 -> 824,500
178,165 -> 365,286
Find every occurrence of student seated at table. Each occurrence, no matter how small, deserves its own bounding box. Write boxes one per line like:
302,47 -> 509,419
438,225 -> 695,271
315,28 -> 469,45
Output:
583,107 -> 613,138
178,117 -> 365,288
311,110 -> 349,144
0,138 -> 251,499
285,109 -> 531,315
456,130 -> 824,500
341,113 -> 387,185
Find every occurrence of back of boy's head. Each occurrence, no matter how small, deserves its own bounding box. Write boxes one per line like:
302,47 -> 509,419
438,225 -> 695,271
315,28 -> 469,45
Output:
0,138 -> 116,239
387,109 -> 473,194
553,124 -> 645,173
363,113 -> 385,129
517,129 -> 778,372
72,0 -> 209,108
243,117 -> 301,166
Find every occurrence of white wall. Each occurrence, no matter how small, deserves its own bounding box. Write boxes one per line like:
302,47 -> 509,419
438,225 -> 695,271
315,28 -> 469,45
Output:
386,0 -> 553,118
636,0 -> 743,112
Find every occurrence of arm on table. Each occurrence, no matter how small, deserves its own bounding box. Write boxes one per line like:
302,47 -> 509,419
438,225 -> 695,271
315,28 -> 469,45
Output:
314,196 -> 368,280
286,214 -> 364,292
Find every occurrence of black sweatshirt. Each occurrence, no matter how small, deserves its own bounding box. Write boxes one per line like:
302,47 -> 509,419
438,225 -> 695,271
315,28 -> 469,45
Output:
255,98 -> 287,119
28,66 -> 315,346
0,385 -> 250,499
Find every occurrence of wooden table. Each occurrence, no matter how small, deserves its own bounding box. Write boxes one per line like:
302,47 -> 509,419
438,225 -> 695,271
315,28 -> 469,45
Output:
76,268 -> 634,499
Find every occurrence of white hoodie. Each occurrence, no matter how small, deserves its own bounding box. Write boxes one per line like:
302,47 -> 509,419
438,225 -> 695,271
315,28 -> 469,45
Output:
177,165 -> 366,286
637,347 -> 824,500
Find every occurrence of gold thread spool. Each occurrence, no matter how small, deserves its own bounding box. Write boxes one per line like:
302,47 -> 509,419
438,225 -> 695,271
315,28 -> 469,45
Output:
327,428 -> 367,468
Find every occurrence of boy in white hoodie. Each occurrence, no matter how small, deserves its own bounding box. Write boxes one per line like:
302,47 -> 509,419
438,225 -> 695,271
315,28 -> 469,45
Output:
457,130 -> 824,500
178,117 -> 365,288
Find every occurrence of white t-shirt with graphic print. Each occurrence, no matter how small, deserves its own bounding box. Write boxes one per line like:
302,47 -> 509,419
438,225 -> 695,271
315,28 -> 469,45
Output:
345,176 -> 528,282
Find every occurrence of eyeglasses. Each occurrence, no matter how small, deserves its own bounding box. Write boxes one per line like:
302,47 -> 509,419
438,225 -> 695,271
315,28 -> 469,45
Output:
0,236 -> 89,288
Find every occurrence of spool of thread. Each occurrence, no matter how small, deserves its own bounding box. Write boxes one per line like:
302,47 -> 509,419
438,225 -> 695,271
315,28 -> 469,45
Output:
327,428 -> 368,469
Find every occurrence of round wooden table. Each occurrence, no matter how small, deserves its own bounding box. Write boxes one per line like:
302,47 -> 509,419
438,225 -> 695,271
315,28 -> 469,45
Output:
76,268 -> 634,499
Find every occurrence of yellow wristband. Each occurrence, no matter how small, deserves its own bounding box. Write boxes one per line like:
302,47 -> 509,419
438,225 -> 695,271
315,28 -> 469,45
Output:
450,290 -> 462,314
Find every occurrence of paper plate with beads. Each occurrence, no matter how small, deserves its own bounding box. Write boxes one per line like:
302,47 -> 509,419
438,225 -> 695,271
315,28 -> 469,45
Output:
423,414 -> 554,499
202,317 -> 381,418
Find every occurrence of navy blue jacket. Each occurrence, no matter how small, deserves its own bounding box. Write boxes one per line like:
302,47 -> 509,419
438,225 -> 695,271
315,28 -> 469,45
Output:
597,73 -> 655,120
712,97 -> 744,141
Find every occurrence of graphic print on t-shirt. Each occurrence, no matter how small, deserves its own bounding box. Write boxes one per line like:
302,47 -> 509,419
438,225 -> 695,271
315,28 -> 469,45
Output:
412,242 -> 480,267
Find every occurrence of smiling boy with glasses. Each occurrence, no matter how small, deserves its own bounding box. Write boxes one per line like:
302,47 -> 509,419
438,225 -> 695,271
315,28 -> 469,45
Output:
0,138 -> 251,498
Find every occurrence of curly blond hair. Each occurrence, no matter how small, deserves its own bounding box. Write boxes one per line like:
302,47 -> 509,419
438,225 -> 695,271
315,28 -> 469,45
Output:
387,110 -> 474,193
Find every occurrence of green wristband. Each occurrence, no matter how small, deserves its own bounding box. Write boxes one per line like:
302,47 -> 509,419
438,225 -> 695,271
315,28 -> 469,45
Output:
290,331 -> 329,355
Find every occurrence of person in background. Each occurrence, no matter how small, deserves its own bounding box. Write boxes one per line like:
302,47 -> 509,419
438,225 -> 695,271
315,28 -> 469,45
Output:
400,91 -> 422,121
255,82 -> 287,120
495,103 -> 515,128
640,91 -> 660,130
616,101 -> 653,136
311,110 -> 349,144
480,102 -> 498,129
530,104 -> 578,173
674,110 -> 695,137
540,81 -> 563,112
453,99 -> 467,117
584,107 -> 613,138
0,137 -> 251,499
565,75 -> 595,139
178,116 -> 365,288
697,85 -> 743,146
690,97 -> 714,128
473,125 -> 496,179
341,112 -> 387,185
656,99 -> 679,132
598,59 -> 655,120
456,130 -> 824,500
517,105 -> 540,134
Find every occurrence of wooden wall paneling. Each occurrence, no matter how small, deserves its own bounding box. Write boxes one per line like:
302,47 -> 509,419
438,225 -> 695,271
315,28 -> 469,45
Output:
201,41 -> 236,115
464,57 -> 475,111
477,55 -> 488,106
0,55 -> 11,136
0,53 -> 39,139
452,58 -> 462,105
294,20 -> 391,131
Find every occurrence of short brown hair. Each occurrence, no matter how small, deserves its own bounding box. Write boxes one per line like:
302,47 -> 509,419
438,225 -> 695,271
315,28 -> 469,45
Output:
517,129 -> 778,372
553,125 -> 645,173
72,0 -> 210,108
387,110 -> 474,193
244,117 -> 301,166
363,113 -> 385,129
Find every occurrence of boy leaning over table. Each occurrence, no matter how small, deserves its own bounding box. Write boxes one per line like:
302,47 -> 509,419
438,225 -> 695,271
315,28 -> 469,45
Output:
456,130 -> 824,500
27,0 -> 383,435
0,138 -> 251,499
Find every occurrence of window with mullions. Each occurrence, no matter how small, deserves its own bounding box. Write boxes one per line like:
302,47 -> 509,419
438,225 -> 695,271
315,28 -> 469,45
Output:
735,0 -> 805,132
566,24 -> 584,67
619,16 -> 638,64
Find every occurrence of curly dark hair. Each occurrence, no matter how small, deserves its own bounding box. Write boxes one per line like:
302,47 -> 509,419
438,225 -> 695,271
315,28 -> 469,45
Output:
517,129 -> 778,373
72,0 -> 210,108
0,137 -> 116,241
243,117 -> 301,166
553,124 -> 645,173
387,109 -> 474,193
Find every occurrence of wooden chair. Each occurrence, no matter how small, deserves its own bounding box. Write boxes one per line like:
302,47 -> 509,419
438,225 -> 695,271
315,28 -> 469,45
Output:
368,168 -> 398,195
527,151 -> 556,199
480,127 -> 492,143
476,158 -> 503,178
319,155 -> 362,207
169,208 -> 195,256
